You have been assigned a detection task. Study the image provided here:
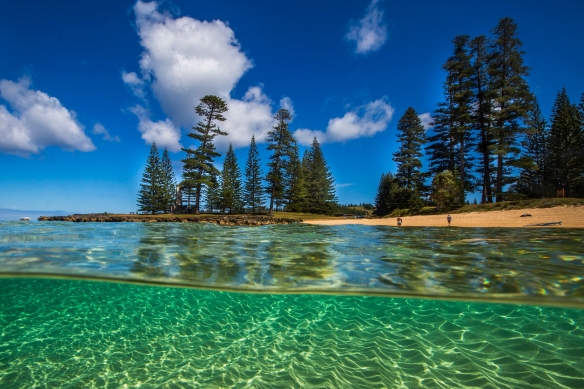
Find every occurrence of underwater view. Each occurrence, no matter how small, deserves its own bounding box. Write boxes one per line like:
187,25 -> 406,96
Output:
1,222 -> 584,388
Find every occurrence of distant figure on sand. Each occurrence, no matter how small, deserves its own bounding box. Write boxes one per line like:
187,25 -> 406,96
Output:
397,215 -> 403,227
447,214 -> 452,226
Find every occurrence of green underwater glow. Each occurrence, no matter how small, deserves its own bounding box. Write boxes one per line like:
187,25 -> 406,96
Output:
1,279 -> 584,388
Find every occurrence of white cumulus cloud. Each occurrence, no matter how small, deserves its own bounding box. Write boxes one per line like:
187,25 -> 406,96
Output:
294,98 -> 394,146
346,0 -> 388,54
92,123 -> 120,142
129,105 -> 182,152
418,112 -> 433,130
124,1 -> 282,150
0,77 -> 95,157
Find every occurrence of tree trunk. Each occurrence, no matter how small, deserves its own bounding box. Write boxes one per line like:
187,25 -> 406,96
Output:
460,134 -> 465,200
269,182 -> 275,215
496,153 -> 503,202
195,184 -> 201,214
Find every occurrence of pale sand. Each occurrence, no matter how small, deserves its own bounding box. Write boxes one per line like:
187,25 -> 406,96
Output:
303,205 -> 584,228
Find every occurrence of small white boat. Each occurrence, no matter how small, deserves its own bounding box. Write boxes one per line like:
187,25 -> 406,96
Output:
20,217 -> 30,221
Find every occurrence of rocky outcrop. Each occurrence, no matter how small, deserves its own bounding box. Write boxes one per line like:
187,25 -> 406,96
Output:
37,214 -> 301,226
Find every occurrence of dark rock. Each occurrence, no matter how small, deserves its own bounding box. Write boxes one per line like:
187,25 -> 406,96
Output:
38,214 -> 302,226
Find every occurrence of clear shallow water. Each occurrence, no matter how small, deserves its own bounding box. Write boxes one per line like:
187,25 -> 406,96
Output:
1,278 -> 584,389
1,221 -> 584,306
1,221 -> 584,387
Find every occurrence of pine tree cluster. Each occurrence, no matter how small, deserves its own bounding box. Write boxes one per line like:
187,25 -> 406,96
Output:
375,17 -> 584,216
137,97 -> 338,216
137,143 -> 176,214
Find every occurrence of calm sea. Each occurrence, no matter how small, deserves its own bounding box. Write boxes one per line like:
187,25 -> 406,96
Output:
1,221 -> 583,388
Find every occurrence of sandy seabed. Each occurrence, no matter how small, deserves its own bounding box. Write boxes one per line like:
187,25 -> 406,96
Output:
304,205 -> 584,228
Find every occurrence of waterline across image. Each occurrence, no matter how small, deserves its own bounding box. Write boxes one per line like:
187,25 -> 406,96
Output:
1,221 -> 584,388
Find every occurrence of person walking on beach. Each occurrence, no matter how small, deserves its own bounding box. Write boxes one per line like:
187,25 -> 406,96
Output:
397,215 -> 403,227
447,214 -> 452,226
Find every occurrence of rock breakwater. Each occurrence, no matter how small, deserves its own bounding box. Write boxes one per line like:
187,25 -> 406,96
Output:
38,215 -> 301,226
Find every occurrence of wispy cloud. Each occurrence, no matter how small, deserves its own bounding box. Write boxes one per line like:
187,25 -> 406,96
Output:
0,77 -> 95,157
279,96 -> 295,119
294,98 -> 394,146
92,123 -> 120,142
345,0 -> 387,55
336,183 -> 354,188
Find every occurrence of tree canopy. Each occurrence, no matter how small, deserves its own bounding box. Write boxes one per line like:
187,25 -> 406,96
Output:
181,95 -> 228,214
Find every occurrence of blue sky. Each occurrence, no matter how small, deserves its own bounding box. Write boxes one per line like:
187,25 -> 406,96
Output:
1,0 -> 583,214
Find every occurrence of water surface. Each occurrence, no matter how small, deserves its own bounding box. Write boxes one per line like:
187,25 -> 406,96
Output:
1,221 -> 583,306
1,221 -> 584,388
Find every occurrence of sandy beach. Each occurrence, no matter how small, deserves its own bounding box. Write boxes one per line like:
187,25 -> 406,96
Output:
304,205 -> 584,228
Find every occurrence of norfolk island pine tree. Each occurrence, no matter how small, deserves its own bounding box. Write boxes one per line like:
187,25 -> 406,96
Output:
181,95 -> 228,214
243,135 -> 265,214
137,143 -> 163,214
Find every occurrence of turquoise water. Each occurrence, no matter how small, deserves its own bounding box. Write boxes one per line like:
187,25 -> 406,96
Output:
1,221 -> 584,387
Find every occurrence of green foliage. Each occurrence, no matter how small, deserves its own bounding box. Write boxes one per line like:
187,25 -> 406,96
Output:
137,143 -> 163,214
374,172 -> 423,216
546,88 -> 584,196
284,143 -> 306,212
160,148 -> 176,213
427,36 -> 476,201
204,176 -> 220,213
243,135 -> 265,214
447,35 -> 476,196
374,173 -> 395,216
393,107 -> 427,191
303,137 -> 337,215
488,17 -> 532,202
265,109 -> 295,214
430,170 -> 463,211
335,205 -> 367,216
181,95 -> 228,214
516,96 -> 549,197
219,144 -> 243,214
470,34 -> 496,203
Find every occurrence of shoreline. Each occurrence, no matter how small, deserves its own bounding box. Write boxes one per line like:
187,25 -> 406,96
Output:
37,215 -> 301,226
303,205 -> 584,228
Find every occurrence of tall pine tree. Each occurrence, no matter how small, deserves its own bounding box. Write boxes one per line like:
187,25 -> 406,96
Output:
243,135 -> 265,214
374,172 -> 397,217
219,144 -> 243,214
284,143 -> 306,212
181,95 -> 228,214
137,143 -> 163,214
470,34 -> 496,203
204,176 -> 220,213
303,137 -> 337,214
488,17 -> 532,202
160,148 -> 176,213
448,35 -> 476,198
517,96 -> 548,197
546,89 -> 583,196
265,109 -> 295,215
427,70 -> 455,176
393,107 -> 427,191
